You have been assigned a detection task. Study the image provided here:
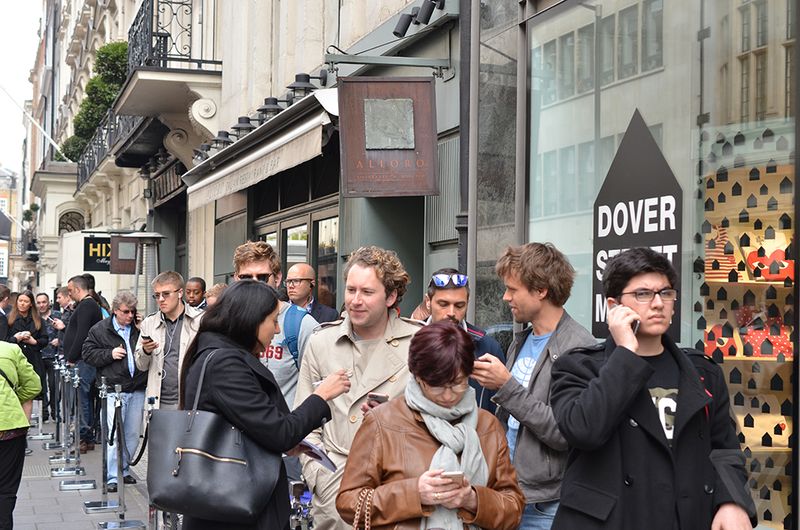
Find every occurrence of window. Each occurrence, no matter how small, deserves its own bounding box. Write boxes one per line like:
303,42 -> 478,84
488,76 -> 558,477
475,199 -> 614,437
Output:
0,199 -> 8,213
559,32 -> 576,98
741,57 -> 751,123
531,154 -> 543,218
787,46 -> 795,117
642,0 -> 663,71
756,0 -> 768,47
755,52 -> 767,121
741,4 -> 751,52
543,40 -> 557,104
577,23 -> 595,94
0,251 -> 7,278
313,216 -> 339,310
600,15 -> 616,85
789,0 -> 796,39
559,146 -> 577,213
577,141 -> 595,210
543,151 -> 557,215
618,5 -> 639,79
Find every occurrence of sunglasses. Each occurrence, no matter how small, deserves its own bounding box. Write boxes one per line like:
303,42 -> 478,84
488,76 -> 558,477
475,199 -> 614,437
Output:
430,274 -> 469,288
238,273 -> 273,283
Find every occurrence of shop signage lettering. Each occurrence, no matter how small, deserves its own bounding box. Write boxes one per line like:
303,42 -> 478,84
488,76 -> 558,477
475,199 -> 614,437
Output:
592,110 -> 683,339
339,77 -> 439,197
84,236 -> 111,272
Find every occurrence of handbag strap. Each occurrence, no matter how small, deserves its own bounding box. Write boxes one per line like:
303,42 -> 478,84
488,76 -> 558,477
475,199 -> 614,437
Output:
0,366 -> 15,391
187,350 -> 218,430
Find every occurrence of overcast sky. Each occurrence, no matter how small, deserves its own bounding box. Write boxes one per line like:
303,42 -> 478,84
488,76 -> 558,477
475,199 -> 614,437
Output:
0,1 -> 44,176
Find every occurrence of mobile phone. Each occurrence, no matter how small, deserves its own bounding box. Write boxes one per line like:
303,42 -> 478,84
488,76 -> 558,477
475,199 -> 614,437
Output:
141,335 -> 152,341
608,302 -> 640,334
441,471 -> 464,485
367,392 -> 389,404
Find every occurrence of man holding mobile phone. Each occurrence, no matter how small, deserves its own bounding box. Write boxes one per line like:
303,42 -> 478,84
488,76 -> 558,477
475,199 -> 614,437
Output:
471,243 -> 595,530
550,247 -> 755,529
36,293 -> 60,422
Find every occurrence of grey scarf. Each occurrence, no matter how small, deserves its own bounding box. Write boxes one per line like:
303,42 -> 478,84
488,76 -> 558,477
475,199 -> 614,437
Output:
405,378 -> 489,530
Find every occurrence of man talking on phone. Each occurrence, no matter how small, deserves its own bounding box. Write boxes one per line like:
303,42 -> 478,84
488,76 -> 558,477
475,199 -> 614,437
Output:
83,291 -> 147,492
471,243 -> 594,530
550,248 -> 755,529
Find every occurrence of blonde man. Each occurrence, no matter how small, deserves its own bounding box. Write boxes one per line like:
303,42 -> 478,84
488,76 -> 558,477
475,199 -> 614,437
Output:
294,246 -> 423,530
134,271 -> 202,410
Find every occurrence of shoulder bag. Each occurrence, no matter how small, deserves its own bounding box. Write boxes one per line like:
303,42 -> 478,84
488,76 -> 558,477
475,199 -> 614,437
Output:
147,350 -> 282,523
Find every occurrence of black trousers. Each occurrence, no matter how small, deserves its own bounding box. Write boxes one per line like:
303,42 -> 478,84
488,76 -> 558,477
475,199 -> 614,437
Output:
42,357 -> 58,419
0,434 -> 27,530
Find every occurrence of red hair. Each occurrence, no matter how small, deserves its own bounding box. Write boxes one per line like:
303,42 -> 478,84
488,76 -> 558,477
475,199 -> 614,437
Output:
408,321 -> 475,387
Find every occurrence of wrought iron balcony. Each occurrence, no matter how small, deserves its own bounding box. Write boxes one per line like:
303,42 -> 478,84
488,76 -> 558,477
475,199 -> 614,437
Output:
128,0 -> 222,74
77,110 -> 145,190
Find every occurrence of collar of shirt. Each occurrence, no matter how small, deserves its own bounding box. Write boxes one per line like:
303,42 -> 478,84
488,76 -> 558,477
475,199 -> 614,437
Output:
112,316 -> 130,334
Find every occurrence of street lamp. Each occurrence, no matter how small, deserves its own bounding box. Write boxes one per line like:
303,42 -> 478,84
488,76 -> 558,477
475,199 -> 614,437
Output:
230,116 -> 256,139
256,97 -> 288,124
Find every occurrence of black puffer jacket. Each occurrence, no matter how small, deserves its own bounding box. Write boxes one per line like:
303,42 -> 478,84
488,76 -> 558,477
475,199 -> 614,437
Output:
82,317 -> 147,393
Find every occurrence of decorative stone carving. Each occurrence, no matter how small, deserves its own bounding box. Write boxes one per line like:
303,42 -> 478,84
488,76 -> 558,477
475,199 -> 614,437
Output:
189,98 -> 218,138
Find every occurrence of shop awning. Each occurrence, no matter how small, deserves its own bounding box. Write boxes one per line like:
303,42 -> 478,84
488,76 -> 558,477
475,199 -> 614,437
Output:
183,89 -> 339,211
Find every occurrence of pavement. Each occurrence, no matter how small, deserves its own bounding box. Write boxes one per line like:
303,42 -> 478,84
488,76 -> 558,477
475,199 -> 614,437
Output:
12,415 -> 152,530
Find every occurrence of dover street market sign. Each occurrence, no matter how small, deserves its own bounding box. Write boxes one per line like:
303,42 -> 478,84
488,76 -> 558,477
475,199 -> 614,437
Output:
592,109 -> 683,340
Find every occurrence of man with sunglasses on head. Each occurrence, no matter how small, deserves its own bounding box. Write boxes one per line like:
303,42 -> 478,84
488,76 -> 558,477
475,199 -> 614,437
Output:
423,267 -> 505,412
471,243 -> 595,530
550,247 -> 755,530
232,241 -> 319,481
134,271 -> 202,411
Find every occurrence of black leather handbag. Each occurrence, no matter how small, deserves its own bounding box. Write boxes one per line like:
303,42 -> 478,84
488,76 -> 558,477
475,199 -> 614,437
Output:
147,350 -> 282,523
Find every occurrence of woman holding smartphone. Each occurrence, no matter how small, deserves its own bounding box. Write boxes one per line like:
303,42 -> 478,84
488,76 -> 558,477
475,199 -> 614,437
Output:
8,291 -> 48,398
336,321 -> 524,530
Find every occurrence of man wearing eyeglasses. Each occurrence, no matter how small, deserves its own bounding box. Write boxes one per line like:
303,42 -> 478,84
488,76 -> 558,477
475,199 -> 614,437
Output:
232,241 -> 319,481
550,247 -> 755,530
423,267 -> 506,413
471,243 -> 595,530
134,271 -> 202,411
83,291 -> 147,492
285,263 -> 340,324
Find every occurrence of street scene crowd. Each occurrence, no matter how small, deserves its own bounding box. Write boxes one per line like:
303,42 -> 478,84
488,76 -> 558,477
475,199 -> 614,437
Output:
1,241 -> 758,529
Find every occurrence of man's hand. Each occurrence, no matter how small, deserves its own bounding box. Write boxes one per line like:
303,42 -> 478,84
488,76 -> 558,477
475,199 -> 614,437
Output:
711,503 -> 752,530
142,337 -> 159,354
470,354 -> 512,390
50,338 -> 59,347
111,346 -> 127,360
52,318 -> 65,331
606,303 -> 639,353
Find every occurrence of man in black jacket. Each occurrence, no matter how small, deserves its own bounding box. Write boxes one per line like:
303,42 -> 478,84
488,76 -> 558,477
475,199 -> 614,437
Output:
0,284 -> 10,342
64,275 -> 103,452
83,291 -> 146,492
285,263 -> 339,324
551,248 -> 755,530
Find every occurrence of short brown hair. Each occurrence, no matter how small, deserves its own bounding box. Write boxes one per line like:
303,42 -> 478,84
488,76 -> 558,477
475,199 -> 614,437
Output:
205,283 -> 228,299
152,271 -> 184,289
495,242 -> 575,307
343,246 -> 410,309
233,241 -> 281,276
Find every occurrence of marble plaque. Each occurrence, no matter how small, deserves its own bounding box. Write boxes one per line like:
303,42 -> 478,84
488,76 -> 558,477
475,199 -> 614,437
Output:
364,99 -> 415,150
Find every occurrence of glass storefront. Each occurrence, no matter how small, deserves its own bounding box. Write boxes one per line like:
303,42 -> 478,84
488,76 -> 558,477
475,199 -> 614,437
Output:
477,0 -> 797,526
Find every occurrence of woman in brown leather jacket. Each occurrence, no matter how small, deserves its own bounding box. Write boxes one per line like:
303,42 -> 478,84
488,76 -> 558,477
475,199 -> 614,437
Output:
336,321 -> 524,530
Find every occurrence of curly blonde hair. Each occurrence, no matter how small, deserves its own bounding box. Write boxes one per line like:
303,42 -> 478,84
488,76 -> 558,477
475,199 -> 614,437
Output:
343,246 -> 410,309
233,241 -> 281,276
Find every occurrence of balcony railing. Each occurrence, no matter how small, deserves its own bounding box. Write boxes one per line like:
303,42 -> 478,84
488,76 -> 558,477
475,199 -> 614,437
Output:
77,111 -> 145,190
128,0 -> 221,74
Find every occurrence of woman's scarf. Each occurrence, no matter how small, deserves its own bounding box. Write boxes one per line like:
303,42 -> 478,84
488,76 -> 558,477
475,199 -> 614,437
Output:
405,377 -> 488,530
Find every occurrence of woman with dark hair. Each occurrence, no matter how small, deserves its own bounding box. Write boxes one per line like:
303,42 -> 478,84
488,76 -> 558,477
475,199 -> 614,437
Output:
7,291 -> 47,397
336,320 -> 524,530
179,280 -> 351,530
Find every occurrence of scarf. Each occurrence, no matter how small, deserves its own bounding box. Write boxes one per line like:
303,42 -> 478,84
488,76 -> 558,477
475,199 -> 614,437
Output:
405,377 -> 488,530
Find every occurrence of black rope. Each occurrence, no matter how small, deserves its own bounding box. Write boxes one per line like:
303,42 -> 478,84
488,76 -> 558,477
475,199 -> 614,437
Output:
128,418 -> 148,466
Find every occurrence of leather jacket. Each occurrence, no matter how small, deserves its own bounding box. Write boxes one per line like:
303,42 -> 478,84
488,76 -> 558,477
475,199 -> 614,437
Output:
336,397 -> 524,530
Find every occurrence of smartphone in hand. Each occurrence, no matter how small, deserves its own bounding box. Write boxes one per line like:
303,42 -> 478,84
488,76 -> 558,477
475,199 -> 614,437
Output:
367,392 -> 389,404
441,471 -> 465,486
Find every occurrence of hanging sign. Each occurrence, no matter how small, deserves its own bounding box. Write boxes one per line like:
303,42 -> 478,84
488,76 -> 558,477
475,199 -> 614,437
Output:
83,236 -> 111,272
592,109 -> 683,340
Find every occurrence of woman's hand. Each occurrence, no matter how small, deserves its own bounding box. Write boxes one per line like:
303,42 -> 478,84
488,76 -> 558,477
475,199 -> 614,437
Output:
418,469 -> 462,506
313,369 -> 351,401
441,482 -> 478,512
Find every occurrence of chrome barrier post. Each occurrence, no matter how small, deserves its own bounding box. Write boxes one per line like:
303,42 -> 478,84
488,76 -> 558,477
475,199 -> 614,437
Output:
84,377 -> 119,513
99,384 -> 145,529
28,393 -> 54,441
58,368 -> 96,489
289,481 -> 314,530
43,357 -> 65,450
48,364 -> 74,466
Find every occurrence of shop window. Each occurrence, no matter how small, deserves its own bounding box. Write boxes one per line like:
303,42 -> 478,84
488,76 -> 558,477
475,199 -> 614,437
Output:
283,224 -> 308,271
756,0 -> 768,47
618,5 -> 639,79
314,216 -> 338,310
280,169 -> 310,210
600,15 -> 616,85
642,0 -> 663,71
577,23 -> 595,94
742,4 -> 752,52
577,141 -> 595,210
741,57 -> 751,124
531,154 -> 544,218
542,150 -> 557,215
559,32 -> 576,98
755,52 -> 767,122
559,146 -> 577,213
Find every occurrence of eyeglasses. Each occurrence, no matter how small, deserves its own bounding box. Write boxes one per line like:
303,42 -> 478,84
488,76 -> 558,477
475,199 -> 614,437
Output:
238,273 -> 273,283
285,278 -> 313,287
152,289 -> 180,300
116,309 -> 136,315
419,379 -> 470,396
430,274 -> 469,288
620,288 -> 679,303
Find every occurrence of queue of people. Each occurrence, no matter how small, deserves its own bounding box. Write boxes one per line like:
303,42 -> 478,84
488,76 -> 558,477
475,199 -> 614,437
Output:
0,241 -> 759,530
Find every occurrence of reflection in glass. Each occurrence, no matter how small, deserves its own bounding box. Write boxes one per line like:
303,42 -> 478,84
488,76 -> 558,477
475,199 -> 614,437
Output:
315,217 -> 338,310
559,33 -> 575,98
284,224 -> 308,273
577,23 -> 595,94
601,15 -> 616,85
741,4 -> 751,52
642,0 -> 663,71
618,5 -> 639,79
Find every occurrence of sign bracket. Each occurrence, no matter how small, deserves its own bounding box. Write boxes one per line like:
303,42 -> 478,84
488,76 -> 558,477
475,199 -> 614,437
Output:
324,54 -> 450,79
